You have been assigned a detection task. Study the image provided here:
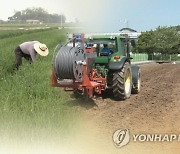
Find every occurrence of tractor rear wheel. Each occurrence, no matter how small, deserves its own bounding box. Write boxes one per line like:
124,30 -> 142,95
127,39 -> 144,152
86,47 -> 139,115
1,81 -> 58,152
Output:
132,70 -> 141,94
112,62 -> 132,100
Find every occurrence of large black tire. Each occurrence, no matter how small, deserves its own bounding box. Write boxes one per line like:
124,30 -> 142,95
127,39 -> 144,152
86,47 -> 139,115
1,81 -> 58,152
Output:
112,62 -> 132,100
132,70 -> 141,94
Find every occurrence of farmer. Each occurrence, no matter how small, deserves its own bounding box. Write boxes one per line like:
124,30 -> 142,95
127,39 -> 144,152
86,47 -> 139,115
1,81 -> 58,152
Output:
14,41 -> 49,68
101,44 -> 113,56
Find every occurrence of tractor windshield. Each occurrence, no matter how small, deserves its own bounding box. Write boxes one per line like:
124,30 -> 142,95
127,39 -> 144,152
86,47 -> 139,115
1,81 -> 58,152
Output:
87,39 -> 117,56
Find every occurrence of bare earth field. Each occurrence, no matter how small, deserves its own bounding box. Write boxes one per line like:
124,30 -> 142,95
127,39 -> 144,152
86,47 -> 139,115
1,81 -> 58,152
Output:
70,63 -> 180,154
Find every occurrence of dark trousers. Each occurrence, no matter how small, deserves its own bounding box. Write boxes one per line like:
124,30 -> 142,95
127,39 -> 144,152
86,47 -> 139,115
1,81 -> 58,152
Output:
14,46 -> 32,68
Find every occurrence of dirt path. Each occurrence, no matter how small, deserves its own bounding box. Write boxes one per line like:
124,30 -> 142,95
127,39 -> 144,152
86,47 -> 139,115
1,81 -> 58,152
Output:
71,63 -> 180,154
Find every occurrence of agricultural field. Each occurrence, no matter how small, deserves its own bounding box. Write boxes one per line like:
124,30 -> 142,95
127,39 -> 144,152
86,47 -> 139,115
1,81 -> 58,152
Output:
0,23 -> 81,30
0,27 -> 82,146
76,63 -> 180,154
0,25 -> 179,154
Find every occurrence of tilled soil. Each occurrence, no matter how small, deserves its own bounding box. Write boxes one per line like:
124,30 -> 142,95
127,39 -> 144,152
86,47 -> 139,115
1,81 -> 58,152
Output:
71,63 -> 180,154
90,63 -> 180,133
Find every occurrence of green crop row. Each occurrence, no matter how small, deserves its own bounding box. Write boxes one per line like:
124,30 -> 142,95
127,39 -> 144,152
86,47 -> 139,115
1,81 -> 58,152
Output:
0,28 -> 56,39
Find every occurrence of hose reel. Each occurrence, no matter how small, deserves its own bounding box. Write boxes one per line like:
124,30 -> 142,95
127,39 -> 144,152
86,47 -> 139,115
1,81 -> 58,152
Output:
54,45 -> 86,82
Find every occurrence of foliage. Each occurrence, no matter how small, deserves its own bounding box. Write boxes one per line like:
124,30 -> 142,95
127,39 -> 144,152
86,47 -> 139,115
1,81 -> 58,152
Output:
175,25 -> 180,31
8,7 -> 66,23
135,26 -> 180,54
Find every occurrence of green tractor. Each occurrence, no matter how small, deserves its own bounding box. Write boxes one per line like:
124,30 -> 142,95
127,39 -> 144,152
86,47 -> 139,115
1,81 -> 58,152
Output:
85,33 -> 141,100
51,33 -> 141,100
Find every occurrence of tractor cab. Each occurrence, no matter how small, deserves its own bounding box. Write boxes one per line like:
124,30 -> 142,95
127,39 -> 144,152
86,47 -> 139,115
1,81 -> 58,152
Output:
86,34 -> 131,63
88,39 -> 116,57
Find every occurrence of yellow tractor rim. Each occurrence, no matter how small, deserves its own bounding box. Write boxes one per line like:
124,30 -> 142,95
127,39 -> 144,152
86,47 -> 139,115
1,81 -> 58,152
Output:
125,69 -> 131,94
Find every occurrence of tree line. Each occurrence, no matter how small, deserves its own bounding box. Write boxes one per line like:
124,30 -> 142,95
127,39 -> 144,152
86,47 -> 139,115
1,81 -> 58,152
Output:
134,26 -> 180,54
8,7 -> 66,23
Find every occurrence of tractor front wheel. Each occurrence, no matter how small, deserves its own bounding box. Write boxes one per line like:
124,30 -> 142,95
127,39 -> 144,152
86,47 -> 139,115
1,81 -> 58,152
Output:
112,62 -> 132,100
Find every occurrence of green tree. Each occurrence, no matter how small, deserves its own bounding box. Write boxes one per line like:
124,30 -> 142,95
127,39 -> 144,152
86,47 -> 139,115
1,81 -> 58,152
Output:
9,7 -> 66,23
135,26 -> 180,54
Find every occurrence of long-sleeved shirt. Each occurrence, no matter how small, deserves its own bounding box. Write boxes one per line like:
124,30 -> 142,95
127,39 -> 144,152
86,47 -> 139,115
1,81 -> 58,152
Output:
19,41 -> 39,61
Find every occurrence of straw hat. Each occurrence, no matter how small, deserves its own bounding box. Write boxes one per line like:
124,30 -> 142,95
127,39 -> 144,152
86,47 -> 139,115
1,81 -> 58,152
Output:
34,43 -> 49,56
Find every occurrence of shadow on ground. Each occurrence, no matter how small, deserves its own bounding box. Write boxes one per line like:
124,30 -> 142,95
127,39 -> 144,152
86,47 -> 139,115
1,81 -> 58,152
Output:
65,95 -> 97,110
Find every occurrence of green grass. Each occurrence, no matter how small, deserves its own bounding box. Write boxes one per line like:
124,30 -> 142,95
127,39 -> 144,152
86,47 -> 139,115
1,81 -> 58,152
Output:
0,28 -> 81,142
0,23 -> 81,28
0,28 -> 55,39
